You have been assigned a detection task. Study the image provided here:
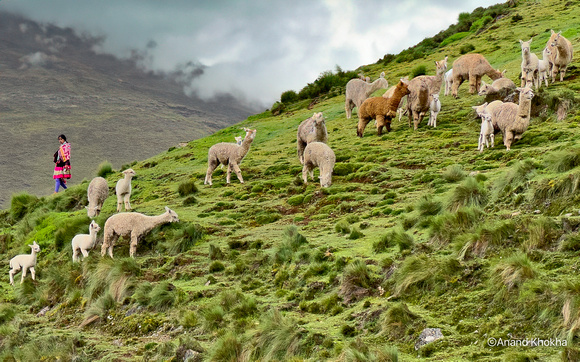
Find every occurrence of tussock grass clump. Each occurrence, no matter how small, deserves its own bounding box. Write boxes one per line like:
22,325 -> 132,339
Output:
491,159 -> 536,203
209,332 -> 246,361
491,253 -> 537,293
456,219 -> 515,259
177,180 -> 198,196
335,219 -> 351,234
374,229 -> 414,253
391,255 -> 460,297
209,244 -> 224,260
417,195 -> 442,217
96,161 -> 114,178
544,148 -> 580,173
559,233 -> 580,252
149,282 -> 180,311
84,257 -> 140,302
201,305 -> 226,331
164,223 -> 204,254
251,309 -> 307,360
447,177 -> 488,211
380,302 -> 422,340
524,216 -> 561,251
531,171 -> 580,213
348,226 -> 364,240
180,310 -> 197,329
54,215 -> 89,251
274,225 -> 308,264
442,164 -> 466,183
10,192 -> 38,221
209,261 -> 225,273
0,305 -> 17,325
339,259 -> 374,303
85,292 -> 116,319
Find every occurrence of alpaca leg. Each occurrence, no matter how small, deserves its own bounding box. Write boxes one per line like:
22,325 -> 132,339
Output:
204,160 -> 219,186
9,266 -> 20,286
21,267 -> 27,284
345,99 -> 353,119
357,117 -> 370,137
73,248 -> 79,262
451,77 -> 462,98
81,249 -> 90,259
385,117 -> 392,132
29,267 -> 35,281
560,66 -> 567,82
129,234 -> 139,258
521,71 -> 526,87
302,164 -> 310,184
226,163 -> 232,184
297,141 -> 306,164
551,65 -> 559,83
232,163 -> 244,183
124,194 -> 131,211
407,109 -> 413,128
376,115 -> 385,136
116,194 -> 123,212
468,75 -> 477,94
504,131 -> 514,151
490,134 -> 495,148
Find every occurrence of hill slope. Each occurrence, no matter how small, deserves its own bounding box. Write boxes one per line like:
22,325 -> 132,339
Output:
1,1 -> 580,361
0,11 -> 256,208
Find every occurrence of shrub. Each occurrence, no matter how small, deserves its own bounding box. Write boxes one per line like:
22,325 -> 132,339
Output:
96,161 -> 114,178
411,65 -> 427,78
149,282 -> 180,311
177,180 -> 198,196
469,15 -> 493,32
209,261 -> 225,273
280,90 -> 299,104
348,227 -> 364,240
10,192 -> 38,220
335,220 -> 351,234
460,43 -> 476,54
440,32 -> 470,47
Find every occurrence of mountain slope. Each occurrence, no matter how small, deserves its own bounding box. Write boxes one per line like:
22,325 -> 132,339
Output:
1,1 -> 580,361
0,11 -> 255,208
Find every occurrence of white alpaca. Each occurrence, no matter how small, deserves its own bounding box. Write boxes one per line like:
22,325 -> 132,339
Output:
302,142 -> 336,188
345,77 -> 389,119
478,112 -> 495,153
101,206 -> 180,258
444,68 -> 453,96
9,241 -> 40,285
520,38 -> 540,89
538,47 -> 552,88
116,169 -> 136,212
204,129 -> 257,185
72,221 -> 101,262
86,177 -> 108,218
428,94 -> 441,127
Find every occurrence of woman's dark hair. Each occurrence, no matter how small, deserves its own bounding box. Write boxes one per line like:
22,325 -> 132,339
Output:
58,134 -> 67,142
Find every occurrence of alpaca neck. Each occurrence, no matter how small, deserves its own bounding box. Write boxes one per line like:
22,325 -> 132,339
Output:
389,87 -> 406,107
555,41 -> 570,59
517,97 -> 532,121
144,213 -> 171,233
89,230 -> 99,248
31,250 -> 37,265
236,137 -> 254,161
367,79 -> 384,95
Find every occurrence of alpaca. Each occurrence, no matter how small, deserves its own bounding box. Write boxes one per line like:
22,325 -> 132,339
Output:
345,77 -> 389,119
451,53 -> 504,98
520,38 -> 540,89
86,177 -> 108,218
72,220 -> 101,262
204,129 -> 257,185
297,112 -> 328,164
407,56 -> 447,130
9,241 -> 40,285
489,87 -> 534,151
478,77 -> 516,102
473,100 -> 503,119
302,142 -> 336,187
549,30 -> 573,83
101,206 -> 179,258
444,68 -> 453,96
477,112 -> 494,153
116,169 -> 136,212
428,94 -> 441,128
357,78 -> 410,137
538,47 -> 552,88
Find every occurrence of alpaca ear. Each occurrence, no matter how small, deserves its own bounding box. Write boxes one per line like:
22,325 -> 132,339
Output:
528,37 -> 533,43
551,29 -> 555,35
519,39 -> 523,44
165,206 -> 170,212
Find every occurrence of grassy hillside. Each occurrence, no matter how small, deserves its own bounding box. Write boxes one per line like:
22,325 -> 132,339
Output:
1,0 -> 580,360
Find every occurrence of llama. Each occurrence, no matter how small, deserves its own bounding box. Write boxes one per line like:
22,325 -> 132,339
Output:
489,87 -> 534,151
101,206 -> 179,258
297,112 -> 328,164
451,53 -> 504,98
345,77 -> 389,119
9,241 -> 41,285
520,38 -> 540,89
116,169 -> 136,212
428,94 -> 441,128
72,221 -> 101,262
407,56 -> 447,130
204,129 -> 257,185
357,78 -> 410,137
549,30 -> 573,83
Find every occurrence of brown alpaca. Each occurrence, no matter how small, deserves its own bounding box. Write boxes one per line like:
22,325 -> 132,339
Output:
407,57 -> 448,130
451,54 -> 503,98
357,79 -> 410,137
548,30 -> 573,83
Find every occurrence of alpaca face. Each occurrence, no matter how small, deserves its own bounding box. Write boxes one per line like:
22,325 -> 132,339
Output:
518,87 -> 534,101
90,221 -> 101,233
123,169 -> 136,177
520,38 -> 532,55
165,207 -> 180,223
397,80 -> 410,95
29,241 -> 40,253
551,33 -> 562,47
319,173 -> 332,188
244,129 -> 257,141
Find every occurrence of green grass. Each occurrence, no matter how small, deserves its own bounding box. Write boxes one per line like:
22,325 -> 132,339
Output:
1,1 -> 580,360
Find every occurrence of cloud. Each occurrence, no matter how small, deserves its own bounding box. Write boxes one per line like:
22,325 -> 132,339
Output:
2,0 -> 500,108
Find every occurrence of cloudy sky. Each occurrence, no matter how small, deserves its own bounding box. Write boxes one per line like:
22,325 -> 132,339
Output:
2,0 -> 500,109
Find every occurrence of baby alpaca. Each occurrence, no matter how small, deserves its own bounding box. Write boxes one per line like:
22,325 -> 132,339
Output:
205,129 -> 257,185
538,47 -> 552,88
520,38 -> 540,89
101,206 -> 179,258
297,112 -> 328,164
9,241 -> 40,285
86,176 -> 108,218
116,169 -> 136,212
428,94 -> 441,127
72,220 -> 101,262
302,142 -> 336,187
478,112 -> 495,153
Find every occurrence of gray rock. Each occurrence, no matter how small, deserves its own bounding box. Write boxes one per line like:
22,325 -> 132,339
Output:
415,328 -> 444,350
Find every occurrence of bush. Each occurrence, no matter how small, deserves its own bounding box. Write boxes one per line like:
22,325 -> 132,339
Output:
209,261 -> 225,273
460,43 -> 476,54
335,220 -> 351,234
10,192 -> 38,220
440,32 -> 470,47
280,90 -> 299,104
411,65 -> 427,78
96,161 -> 114,178
177,180 -> 198,196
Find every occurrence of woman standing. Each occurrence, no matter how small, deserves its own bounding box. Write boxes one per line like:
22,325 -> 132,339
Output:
53,134 -> 71,193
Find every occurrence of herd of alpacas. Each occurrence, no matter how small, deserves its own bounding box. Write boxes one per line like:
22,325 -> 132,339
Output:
8,31 -> 574,285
